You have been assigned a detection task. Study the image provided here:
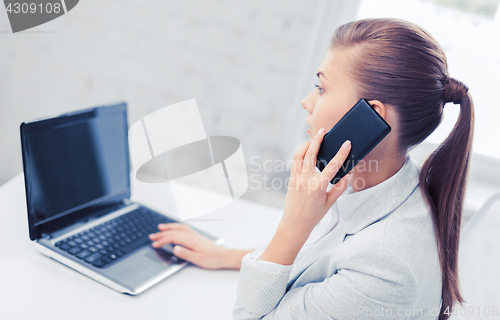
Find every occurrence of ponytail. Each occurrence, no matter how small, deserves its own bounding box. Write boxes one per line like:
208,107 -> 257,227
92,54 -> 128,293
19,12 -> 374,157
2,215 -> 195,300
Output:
419,78 -> 474,320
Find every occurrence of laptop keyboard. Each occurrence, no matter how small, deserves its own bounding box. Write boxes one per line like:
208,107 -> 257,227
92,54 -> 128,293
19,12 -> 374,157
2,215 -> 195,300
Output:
55,207 -> 176,268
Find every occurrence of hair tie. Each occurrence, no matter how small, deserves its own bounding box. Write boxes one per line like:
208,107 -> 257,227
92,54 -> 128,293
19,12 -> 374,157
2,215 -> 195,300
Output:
444,77 -> 468,105
443,76 -> 450,85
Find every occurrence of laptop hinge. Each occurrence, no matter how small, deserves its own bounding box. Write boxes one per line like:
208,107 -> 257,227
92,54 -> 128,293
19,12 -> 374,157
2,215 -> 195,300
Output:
123,199 -> 133,205
41,233 -> 52,240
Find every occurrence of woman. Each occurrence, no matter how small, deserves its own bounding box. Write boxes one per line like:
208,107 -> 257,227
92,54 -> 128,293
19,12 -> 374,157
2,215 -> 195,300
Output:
149,18 -> 474,320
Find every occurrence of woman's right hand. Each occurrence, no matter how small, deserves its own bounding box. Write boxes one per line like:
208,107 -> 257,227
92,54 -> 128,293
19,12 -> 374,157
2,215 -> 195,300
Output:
149,223 -> 249,270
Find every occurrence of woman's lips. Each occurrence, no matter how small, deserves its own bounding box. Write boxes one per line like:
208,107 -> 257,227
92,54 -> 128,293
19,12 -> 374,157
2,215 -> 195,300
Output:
307,128 -> 311,134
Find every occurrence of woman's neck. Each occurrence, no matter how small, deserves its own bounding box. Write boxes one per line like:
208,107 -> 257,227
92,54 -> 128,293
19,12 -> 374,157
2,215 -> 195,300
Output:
350,151 -> 407,193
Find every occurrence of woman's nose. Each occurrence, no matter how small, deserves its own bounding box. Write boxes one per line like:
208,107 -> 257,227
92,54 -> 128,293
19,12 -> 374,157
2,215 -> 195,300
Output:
301,89 -> 316,114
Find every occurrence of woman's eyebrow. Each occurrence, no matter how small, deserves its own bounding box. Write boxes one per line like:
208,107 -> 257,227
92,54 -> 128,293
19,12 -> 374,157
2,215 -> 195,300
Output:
316,71 -> 328,81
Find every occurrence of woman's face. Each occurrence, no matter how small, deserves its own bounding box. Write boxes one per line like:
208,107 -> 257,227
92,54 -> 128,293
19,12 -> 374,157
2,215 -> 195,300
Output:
302,49 -> 359,139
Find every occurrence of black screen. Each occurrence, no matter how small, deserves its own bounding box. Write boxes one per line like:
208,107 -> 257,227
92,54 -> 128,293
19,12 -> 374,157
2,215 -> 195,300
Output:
21,103 -> 130,239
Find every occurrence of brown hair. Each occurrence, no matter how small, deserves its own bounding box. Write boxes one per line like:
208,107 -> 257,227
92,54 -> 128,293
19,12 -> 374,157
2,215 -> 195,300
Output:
330,18 -> 474,319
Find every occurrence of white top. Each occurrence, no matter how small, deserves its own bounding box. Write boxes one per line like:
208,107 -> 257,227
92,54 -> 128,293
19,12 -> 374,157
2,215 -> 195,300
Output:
245,156 -> 410,283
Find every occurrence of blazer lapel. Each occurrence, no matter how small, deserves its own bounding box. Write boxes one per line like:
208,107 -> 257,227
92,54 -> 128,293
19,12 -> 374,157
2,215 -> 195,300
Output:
343,156 -> 421,237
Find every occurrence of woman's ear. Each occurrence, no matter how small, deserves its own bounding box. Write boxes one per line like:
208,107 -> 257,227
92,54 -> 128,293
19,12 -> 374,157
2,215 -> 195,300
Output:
367,100 -> 386,119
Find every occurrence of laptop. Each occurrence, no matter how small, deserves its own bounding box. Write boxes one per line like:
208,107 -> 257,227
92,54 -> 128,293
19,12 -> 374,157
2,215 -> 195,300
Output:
20,102 -> 223,295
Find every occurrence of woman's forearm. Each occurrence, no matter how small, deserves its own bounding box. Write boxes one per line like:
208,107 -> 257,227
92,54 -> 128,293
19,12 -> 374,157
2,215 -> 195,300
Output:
258,222 -> 309,265
221,248 -> 255,270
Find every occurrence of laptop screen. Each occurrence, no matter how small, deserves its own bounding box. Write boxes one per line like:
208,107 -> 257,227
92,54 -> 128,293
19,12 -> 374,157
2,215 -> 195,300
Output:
21,103 -> 131,240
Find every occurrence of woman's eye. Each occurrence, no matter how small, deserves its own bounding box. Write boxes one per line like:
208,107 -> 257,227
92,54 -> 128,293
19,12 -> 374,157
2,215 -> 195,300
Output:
315,84 -> 324,94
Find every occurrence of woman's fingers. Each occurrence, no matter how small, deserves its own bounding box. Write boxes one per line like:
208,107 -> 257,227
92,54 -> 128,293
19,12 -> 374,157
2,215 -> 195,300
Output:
149,229 -> 195,249
292,140 -> 312,173
303,128 -> 326,173
157,222 -> 190,231
149,223 -> 228,270
170,245 -> 196,262
149,223 -> 191,242
321,140 -> 352,183
326,172 -> 352,207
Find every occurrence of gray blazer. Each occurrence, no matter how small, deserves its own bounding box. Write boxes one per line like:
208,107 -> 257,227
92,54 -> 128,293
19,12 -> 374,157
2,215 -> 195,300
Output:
233,157 -> 442,319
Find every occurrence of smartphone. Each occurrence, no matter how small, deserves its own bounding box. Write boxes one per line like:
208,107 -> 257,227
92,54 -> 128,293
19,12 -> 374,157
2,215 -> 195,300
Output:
316,98 -> 391,184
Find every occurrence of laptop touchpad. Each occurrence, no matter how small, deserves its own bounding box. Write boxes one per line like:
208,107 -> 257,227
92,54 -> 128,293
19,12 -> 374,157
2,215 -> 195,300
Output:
144,248 -> 184,266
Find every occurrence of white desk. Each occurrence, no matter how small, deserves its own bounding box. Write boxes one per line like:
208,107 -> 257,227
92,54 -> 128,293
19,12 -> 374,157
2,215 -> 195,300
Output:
0,173 -> 283,320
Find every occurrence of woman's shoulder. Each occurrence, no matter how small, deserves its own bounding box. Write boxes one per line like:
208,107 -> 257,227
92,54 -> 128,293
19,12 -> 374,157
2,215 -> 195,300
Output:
382,184 -> 438,251
339,183 -> 440,278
